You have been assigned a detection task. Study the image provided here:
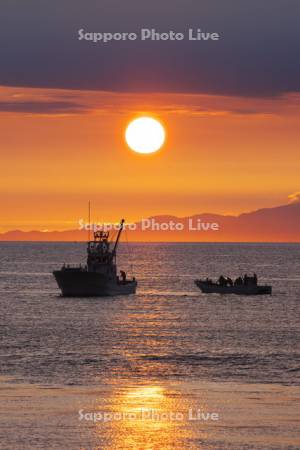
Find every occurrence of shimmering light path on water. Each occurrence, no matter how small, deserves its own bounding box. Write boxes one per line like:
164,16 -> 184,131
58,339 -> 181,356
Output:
0,243 -> 299,448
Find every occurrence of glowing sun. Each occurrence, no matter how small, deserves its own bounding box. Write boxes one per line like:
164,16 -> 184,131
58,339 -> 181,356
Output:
125,117 -> 165,154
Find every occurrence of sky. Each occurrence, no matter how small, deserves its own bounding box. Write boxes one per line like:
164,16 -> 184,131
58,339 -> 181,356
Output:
0,0 -> 300,231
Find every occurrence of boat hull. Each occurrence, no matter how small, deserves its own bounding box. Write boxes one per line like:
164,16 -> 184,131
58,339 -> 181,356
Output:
53,269 -> 137,297
195,280 -> 272,295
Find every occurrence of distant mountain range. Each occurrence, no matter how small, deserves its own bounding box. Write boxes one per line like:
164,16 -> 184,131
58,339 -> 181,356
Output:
0,201 -> 299,242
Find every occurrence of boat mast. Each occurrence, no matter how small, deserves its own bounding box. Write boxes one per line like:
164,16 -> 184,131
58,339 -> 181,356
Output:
88,200 -> 91,242
112,219 -> 125,257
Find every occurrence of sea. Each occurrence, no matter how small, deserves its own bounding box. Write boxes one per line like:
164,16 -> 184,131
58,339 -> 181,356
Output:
0,242 -> 299,449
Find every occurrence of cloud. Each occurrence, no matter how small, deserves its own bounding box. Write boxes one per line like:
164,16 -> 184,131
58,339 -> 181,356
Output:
1,86 -> 300,117
0,0 -> 299,97
288,192 -> 300,203
0,100 -> 89,115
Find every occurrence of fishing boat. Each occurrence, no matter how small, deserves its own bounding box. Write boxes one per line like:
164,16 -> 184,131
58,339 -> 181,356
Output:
194,279 -> 272,296
53,219 -> 137,296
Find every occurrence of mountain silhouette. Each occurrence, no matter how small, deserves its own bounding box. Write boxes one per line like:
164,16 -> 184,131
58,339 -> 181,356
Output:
0,201 -> 299,242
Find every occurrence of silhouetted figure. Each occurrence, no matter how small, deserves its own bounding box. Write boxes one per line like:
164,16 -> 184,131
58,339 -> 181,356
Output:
253,273 -> 258,285
234,277 -> 243,286
227,277 -> 233,286
218,275 -> 226,286
243,274 -> 249,286
120,270 -> 126,283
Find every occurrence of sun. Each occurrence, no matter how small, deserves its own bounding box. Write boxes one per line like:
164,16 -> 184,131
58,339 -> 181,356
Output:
125,117 -> 165,154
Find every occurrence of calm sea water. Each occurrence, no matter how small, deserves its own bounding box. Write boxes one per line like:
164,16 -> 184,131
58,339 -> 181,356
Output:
0,242 -> 299,449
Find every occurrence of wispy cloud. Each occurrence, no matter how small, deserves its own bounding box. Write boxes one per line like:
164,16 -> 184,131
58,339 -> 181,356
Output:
288,192 -> 300,203
1,86 -> 300,117
0,100 -> 89,115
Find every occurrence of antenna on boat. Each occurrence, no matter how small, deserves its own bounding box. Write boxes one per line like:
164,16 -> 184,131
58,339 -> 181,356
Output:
124,225 -> 134,277
112,219 -> 125,258
88,201 -> 91,242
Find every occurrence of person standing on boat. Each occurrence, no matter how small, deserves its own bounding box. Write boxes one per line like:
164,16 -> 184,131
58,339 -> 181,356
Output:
120,270 -> 126,283
253,273 -> 258,285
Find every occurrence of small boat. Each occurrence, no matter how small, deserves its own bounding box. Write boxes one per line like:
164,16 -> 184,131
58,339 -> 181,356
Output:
194,279 -> 272,296
53,219 -> 137,297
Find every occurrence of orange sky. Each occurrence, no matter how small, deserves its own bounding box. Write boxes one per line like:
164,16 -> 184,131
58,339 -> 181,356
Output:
0,86 -> 299,231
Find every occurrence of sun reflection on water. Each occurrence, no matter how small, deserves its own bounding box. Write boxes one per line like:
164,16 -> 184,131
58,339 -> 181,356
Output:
91,383 -> 208,449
